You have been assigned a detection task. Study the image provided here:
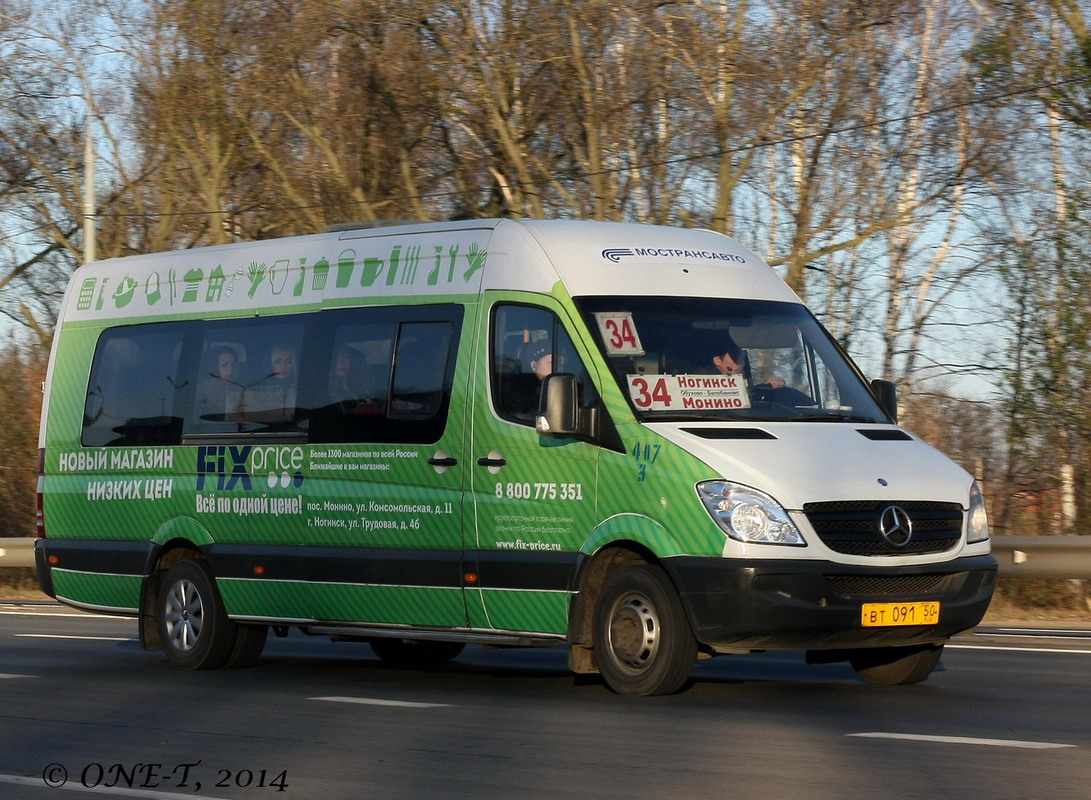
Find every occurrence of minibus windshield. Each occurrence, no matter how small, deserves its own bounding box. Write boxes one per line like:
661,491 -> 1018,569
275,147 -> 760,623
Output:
577,296 -> 889,424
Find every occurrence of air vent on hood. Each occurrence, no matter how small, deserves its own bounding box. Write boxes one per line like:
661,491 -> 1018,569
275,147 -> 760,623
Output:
680,427 -> 776,440
856,429 -> 913,441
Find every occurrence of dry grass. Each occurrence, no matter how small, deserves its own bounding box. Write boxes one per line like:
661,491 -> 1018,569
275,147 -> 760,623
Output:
986,578 -> 1091,622
0,568 -> 47,601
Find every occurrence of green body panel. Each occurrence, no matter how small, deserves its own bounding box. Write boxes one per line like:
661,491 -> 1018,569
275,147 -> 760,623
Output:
153,515 -> 214,547
306,583 -> 465,627
584,423 -> 726,557
475,589 -> 569,635
217,580 -> 466,627
581,513 -> 682,558
52,570 -> 142,612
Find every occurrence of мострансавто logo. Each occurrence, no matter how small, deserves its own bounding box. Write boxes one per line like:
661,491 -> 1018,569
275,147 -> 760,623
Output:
601,247 -> 748,264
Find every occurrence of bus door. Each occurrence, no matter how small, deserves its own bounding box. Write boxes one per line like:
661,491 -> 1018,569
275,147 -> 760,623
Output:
193,304 -> 474,628
467,299 -> 601,635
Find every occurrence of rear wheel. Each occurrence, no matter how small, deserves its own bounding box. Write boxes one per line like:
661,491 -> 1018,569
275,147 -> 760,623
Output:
368,638 -> 466,666
223,624 -> 268,669
850,643 -> 944,685
158,559 -> 252,670
593,565 -> 697,696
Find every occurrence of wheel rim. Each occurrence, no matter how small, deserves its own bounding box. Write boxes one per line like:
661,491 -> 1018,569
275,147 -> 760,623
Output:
606,592 -> 660,673
164,578 -> 204,652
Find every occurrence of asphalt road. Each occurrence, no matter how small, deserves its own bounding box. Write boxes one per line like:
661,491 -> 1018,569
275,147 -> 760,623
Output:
2,603 -> 1090,800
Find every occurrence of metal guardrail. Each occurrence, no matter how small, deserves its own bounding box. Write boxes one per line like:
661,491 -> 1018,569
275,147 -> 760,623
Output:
3,535 -> 1091,577
989,535 -> 1091,580
0,537 -> 36,568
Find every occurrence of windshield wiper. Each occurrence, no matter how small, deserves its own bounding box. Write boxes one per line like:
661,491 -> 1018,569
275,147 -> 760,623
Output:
787,412 -> 882,423
643,412 -> 783,423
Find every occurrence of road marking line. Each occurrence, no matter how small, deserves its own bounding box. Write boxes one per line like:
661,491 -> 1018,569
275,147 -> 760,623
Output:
15,634 -> 133,642
0,773 -> 235,798
948,643 -> 1091,655
0,673 -> 35,679
0,610 -> 131,619
987,628 -> 1091,636
849,733 -> 1075,749
311,696 -> 452,708
975,632 -> 1091,640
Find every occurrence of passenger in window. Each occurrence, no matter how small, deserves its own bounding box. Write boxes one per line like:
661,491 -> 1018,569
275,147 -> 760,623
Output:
270,344 -> 296,383
243,343 -> 298,423
330,346 -> 383,415
197,347 -> 243,421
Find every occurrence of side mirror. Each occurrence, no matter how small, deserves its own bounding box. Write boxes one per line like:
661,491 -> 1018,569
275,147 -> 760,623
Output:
536,373 -> 598,440
870,379 -> 898,424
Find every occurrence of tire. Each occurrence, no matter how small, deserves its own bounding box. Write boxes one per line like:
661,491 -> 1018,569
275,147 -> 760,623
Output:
223,624 -> 268,669
850,643 -> 944,685
593,565 -> 697,696
157,559 -> 238,670
369,638 -> 466,666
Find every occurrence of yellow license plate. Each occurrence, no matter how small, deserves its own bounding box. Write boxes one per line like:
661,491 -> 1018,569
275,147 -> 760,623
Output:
861,601 -> 940,627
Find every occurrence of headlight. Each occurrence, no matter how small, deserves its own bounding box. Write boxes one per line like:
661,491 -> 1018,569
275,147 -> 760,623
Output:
967,481 -> 990,543
696,481 -> 805,545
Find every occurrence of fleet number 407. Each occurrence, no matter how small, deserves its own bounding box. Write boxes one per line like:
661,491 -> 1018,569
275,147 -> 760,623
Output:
496,482 -> 584,500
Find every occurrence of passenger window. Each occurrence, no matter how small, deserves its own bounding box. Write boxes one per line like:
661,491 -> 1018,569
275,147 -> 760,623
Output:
325,324 -> 393,419
87,305 -> 462,447
187,321 -> 305,435
308,306 -> 463,444
391,322 -> 453,419
491,304 -> 597,426
82,324 -> 186,446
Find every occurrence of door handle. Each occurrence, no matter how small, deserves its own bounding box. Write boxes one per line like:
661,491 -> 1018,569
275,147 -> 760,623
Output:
476,449 -> 507,472
428,450 -> 457,474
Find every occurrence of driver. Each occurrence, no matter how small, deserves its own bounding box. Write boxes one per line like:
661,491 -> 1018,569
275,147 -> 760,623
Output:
709,336 -> 785,388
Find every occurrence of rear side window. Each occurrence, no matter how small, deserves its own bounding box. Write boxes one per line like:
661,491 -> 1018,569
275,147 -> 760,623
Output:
82,324 -> 187,446
80,304 -> 463,447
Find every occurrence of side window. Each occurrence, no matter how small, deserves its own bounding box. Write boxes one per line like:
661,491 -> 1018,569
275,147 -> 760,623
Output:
309,306 -> 463,444
324,322 -> 394,419
391,322 -> 453,419
87,305 -> 462,447
186,320 -> 305,436
83,324 -> 187,446
491,304 -> 597,426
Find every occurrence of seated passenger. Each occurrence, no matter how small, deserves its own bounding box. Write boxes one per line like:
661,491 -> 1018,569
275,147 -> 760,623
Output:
196,346 -> 242,422
242,343 -> 298,423
329,346 -> 383,415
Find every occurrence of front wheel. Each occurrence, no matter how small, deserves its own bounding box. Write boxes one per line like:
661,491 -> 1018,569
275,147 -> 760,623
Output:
157,559 -> 242,670
850,643 -> 944,685
593,565 -> 697,696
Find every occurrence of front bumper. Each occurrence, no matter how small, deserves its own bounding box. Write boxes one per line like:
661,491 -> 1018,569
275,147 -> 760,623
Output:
662,553 -> 997,653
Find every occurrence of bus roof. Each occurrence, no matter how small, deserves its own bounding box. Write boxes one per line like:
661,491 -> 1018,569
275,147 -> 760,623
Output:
59,219 -> 798,324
